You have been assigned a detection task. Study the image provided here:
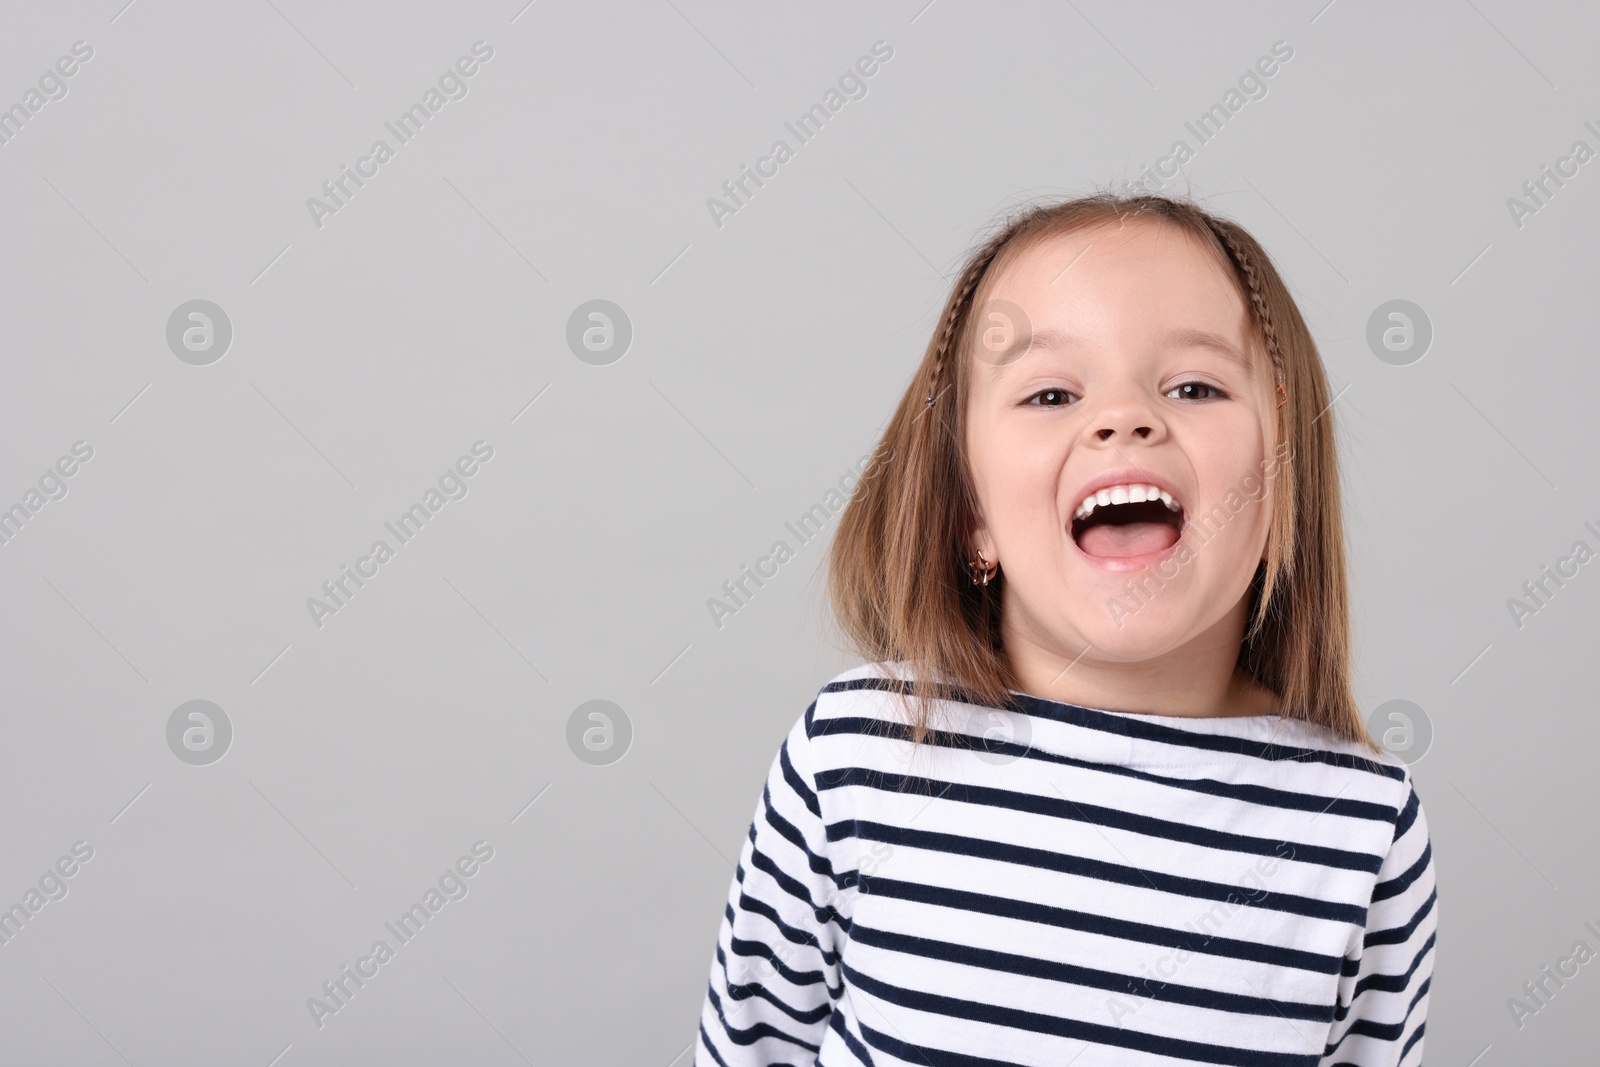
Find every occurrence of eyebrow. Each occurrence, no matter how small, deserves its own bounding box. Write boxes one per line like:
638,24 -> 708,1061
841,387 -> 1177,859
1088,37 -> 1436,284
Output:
988,324 -> 1254,372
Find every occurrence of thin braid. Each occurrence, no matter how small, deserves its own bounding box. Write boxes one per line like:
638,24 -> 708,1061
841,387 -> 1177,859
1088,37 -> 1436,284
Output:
924,224 -> 1026,408
1205,215 -> 1296,641
1208,219 -> 1285,377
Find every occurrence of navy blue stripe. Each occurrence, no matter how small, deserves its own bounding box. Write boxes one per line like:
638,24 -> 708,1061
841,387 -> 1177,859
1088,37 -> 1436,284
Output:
857,1019 -> 1040,1067
1334,975 -> 1429,1060
828,1006 -> 877,1066
1407,971 -> 1431,1013
745,836 -> 850,934
721,935 -> 835,996
703,981 -> 822,1054
844,958 -> 1323,1067
1364,888 -> 1435,949
819,765 -> 1380,873
824,676 -> 1404,781
1338,1013 -> 1408,1043
812,713 -> 1398,823
1371,841 -> 1431,903
725,894 -> 842,968
861,876 -> 1344,974
752,783 -> 857,927
1350,927 -> 1440,1004
779,739 -> 822,820
716,943 -> 835,1020
1344,930 -> 1436,1003
729,876 -> 844,953
849,922 -> 1334,1022
1392,785 -> 1419,839
833,819 -> 1367,925
1400,1014 -> 1426,1060
696,1019 -> 734,1067
760,776 -> 843,889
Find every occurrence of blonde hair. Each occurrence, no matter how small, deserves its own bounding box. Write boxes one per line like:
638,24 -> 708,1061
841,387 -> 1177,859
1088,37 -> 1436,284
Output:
824,190 -> 1376,752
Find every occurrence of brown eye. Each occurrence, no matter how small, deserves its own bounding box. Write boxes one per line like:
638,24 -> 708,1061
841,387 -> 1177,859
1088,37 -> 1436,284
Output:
1167,382 -> 1226,401
1024,388 -> 1077,407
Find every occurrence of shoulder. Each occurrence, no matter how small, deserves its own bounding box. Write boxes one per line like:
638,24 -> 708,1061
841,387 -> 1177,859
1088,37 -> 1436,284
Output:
1261,714 -> 1419,827
821,658 -> 916,691
777,660 -> 918,773
801,660 -> 913,734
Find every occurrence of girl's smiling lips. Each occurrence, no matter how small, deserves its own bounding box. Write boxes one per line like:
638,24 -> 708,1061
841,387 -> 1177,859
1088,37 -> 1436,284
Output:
1068,467 -> 1189,574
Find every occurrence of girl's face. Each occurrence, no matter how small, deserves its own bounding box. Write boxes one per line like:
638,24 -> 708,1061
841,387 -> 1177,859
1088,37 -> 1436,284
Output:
964,218 -> 1278,666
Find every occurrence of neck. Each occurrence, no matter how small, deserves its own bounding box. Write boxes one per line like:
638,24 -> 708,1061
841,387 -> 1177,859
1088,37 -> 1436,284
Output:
1001,592 -> 1277,718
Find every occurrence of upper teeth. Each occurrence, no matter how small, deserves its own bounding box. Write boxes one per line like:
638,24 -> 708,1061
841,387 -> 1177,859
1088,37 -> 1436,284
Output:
1073,483 -> 1179,521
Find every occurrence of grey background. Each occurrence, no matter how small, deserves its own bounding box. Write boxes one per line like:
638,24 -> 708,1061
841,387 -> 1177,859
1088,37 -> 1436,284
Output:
0,0 -> 1595,1063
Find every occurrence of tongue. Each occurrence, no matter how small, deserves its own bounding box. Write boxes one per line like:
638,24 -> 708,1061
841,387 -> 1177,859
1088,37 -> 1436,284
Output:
1079,522 -> 1179,558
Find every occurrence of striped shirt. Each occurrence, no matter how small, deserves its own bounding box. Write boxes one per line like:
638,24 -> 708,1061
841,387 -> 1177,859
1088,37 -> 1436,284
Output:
695,661 -> 1437,1066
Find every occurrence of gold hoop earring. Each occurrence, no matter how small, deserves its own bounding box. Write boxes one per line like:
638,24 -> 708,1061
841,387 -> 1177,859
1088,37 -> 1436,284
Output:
968,549 -> 998,586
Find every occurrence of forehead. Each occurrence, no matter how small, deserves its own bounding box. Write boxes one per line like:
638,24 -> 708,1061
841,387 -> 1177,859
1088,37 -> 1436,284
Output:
980,218 -> 1250,342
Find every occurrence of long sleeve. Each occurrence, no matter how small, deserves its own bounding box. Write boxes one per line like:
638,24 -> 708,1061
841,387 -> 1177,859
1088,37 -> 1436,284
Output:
1319,774 -> 1438,1066
695,708 -> 848,1066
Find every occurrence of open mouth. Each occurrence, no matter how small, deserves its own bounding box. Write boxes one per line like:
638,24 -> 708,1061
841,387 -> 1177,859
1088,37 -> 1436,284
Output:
1070,483 -> 1185,560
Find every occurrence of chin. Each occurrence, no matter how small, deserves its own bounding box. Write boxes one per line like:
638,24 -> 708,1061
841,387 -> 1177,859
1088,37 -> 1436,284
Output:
1073,610 -> 1192,661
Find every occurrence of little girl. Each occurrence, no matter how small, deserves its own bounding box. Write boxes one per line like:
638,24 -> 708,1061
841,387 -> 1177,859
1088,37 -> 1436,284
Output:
693,192 -> 1437,1066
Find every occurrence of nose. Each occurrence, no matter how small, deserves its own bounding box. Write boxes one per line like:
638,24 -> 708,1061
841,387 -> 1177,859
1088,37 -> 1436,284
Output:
1096,422 -> 1152,441
1087,388 -> 1164,442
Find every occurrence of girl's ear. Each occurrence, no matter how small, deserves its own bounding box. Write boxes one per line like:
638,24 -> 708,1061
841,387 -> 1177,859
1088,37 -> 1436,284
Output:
966,516 -> 997,566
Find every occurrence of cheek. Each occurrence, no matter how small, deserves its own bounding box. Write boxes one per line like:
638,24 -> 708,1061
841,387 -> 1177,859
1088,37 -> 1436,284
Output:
1185,444 -> 1275,560
1187,483 -> 1273,572
1191,415 -> 1269,502
987,440 -> 1066,523
970,420 -> 1064,508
